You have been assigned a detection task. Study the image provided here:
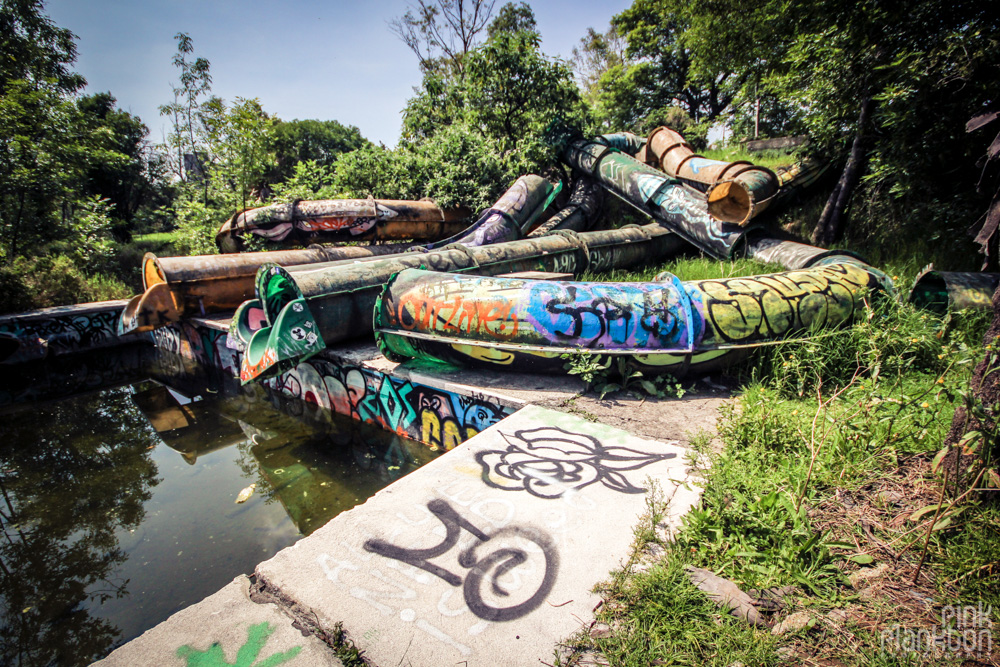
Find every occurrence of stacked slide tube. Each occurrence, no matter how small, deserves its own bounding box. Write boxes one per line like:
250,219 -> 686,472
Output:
561,139 -> 754,259
638,126 -> 780,225
236,223 -> 684,382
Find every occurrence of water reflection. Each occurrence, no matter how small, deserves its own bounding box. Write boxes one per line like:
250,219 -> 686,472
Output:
0,386 -> 159,666
0,371 -> 441,666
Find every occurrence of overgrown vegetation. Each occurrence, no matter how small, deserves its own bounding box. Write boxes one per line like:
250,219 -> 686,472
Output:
559,258 -> 998,666
3,0 -> 994,310
2,0 -> 997,662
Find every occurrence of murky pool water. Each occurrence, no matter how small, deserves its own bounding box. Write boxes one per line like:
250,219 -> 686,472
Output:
0,370 -> 441,666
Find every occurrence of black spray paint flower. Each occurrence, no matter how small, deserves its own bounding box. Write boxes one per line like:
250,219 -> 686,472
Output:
475,426 -> 676,499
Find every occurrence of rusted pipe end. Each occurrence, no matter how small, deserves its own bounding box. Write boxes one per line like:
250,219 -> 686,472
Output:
216,215 -> 243,253
118,282 -> 179,334
142,253 -> 167,290
707,181 -> 754,225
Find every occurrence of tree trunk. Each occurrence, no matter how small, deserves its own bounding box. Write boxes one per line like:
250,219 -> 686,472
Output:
812,97 -> 873,246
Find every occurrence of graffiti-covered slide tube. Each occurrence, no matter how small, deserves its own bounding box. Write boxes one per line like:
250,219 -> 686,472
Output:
424,174 -> 561,248
909,267 -> 1000,313
236,224 -> 686,383
562,138 -> 753,259
216,198 -> 471,252
373,260 -> 892,377
527,177 -> 604,237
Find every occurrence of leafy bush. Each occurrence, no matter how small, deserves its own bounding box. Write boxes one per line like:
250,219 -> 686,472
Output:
171,198 -> 220,256
0,255 -> 131,314
269,160 -> 344,203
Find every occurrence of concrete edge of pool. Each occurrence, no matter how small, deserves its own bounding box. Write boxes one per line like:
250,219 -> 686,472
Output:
4,303 -> 711,667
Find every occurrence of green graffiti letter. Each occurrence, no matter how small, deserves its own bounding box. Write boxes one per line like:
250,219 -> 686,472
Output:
176,621 -> 302,667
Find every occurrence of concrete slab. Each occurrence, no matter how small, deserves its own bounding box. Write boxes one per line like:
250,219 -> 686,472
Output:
569,389 -> 730,445
255,405 -> 700,667
94,575 -> 342,667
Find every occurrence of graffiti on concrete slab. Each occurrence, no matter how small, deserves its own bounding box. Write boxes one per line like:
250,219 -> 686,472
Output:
475,426 -> 677,499
266,358 -> 510,450
316,481 -> 571,655
175,621 -> 301,667
0,305 -> 136,358
363,498 -> 558,622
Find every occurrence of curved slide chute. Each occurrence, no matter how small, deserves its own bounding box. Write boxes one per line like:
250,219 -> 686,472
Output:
373,258 -> 893,376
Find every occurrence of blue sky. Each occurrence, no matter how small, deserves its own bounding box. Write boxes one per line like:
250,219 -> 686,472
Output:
45,0 -> 629,147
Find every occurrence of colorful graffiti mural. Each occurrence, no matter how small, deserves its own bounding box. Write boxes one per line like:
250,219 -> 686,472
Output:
373,259 -> 892,375
151,317 -> 514,450
266,357 -> 511,450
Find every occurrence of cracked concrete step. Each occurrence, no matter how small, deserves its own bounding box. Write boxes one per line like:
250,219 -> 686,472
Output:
94,575 -> 343,667
254,404 -> 701,667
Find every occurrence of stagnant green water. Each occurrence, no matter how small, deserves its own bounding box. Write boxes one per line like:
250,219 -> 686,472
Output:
0,379 -> 441,666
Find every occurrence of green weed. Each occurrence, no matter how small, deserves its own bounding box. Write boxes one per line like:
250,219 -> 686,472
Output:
563,354 -> 687,400
701,147 -> 796,172
583,255 -> 782,283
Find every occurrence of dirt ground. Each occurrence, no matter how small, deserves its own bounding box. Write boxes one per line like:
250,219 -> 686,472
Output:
553,377 -> 732,446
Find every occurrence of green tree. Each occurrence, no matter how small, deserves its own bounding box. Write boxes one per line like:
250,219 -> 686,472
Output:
171,97 -> 275,255
0,76 -> 127,262
200,97 -> 275,212
464,29 -> 585,151
572,26 -> 626,100
590,0 -> 738,135
389,0 -> 498,76
0,0 -> 83,95
158,32 -> 212,183
670,0 -> 999,252
351,8 -> 586,213
77,92 -> 155,241
487,1 -> 536,39
270,118 -> 368,183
